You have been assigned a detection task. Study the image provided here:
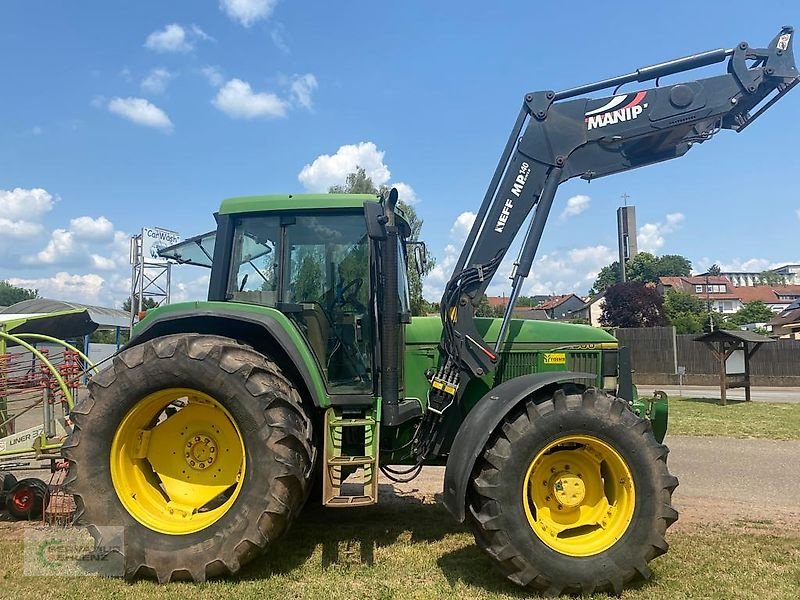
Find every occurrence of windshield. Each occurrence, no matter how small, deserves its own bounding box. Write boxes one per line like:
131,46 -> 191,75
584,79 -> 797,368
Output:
225,211 -> 373,394
227,216 -> 280,305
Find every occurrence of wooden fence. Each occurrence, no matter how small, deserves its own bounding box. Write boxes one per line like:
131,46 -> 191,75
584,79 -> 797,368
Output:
613,327 -> 800,380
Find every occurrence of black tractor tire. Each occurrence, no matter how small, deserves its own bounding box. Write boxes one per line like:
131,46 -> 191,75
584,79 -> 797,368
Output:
5,477 -> 48,520
0,470 -> 17,505
467,388 -> 678,596
63,333 -> 315,582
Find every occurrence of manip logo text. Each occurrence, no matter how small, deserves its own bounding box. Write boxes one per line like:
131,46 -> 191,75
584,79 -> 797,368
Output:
585,92 -> 648,130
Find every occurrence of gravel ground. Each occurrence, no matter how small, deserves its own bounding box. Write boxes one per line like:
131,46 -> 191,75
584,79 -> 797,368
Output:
382,434 -> 800,532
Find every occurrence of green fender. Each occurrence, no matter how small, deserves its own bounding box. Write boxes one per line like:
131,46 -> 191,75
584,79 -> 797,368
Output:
443,371 -> 594,522
128,302 -> 329,408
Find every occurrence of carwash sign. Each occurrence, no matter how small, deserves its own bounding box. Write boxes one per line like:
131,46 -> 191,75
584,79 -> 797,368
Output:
141,227 -> 181,263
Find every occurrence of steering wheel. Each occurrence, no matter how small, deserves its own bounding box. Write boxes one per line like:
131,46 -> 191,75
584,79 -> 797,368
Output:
337,277 -> 363,308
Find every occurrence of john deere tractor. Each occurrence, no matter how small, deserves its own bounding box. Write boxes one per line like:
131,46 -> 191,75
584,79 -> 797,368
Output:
65,29 -> 796,594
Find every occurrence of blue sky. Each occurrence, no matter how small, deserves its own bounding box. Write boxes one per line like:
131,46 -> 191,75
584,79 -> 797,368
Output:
1,1 -> 798,307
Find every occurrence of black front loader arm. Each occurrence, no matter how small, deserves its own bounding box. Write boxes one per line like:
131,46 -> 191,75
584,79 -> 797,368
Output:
433,27 -> 798,393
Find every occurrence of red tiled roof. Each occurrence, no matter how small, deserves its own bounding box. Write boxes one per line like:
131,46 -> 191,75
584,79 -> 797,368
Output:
486,296 -> 509,307
660,275 -> 734,288
537,294 -> 580,310
770,306 -> 800,327
736,285 -> 800,304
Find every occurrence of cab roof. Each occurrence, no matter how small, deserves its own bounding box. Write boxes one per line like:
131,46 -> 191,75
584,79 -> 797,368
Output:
219,193 -> 380,215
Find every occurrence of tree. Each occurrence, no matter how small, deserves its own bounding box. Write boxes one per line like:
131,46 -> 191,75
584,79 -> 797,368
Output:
590,252 -> 693,295
476,295 -> 504,317
329,168 -> 378,194
600,283 -> 667,328
707,263 -> 722,276
329,167 -> 435,315
590,263 -> 621,295
122,296 -> 159,314
0,280 -> 38,306
625,252 -> 661,284
663,289 -> 707,334
729,300 -> 775,326
656,254 -> 692,278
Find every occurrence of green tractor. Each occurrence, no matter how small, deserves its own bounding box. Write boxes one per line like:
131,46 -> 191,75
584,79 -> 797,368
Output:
64,30 -> 796,595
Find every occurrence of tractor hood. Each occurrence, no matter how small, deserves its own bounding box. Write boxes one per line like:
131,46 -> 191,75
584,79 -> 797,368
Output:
406,316 -> 617,348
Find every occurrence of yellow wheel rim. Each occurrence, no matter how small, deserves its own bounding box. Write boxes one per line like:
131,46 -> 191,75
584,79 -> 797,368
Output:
110,388 -> 246,535
522,434 -> 635,557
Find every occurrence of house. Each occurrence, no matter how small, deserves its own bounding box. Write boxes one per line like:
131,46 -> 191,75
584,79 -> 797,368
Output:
486,296 -> 509,309
571,293 -> 606,327
734,285 -> 800,313
769,300 -> 800,339
535,294 -> 586,320
703,264 -> 800,287
511,308 -> 551,321
658,275 -> 800,315
658,275 -> 741,314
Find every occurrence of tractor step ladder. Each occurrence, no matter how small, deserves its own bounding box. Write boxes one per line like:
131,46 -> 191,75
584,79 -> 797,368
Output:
322,408 -> 379,507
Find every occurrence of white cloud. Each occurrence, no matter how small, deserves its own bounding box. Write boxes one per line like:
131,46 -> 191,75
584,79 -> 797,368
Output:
90,254 -> 117,270
144,23 -> 210,53
298,142 -> 391,192
424,244 -> 459,301
173,274 -> 211,303
24,216 -> 126,270
423,234 -> 616,301
69,216 -> 114,241
796,208 -> 800,222
450,212 -> 477,243
29,229 -> 77,265
200,65 -> 224,87
219,0 -> 279,27
0,187 -> 55,220
271,25 -> 290,54
289,73 -> 318,110
0,218 -> 43,238
108,97 -> 173,132
141,68 -> 173,94
637,212 -> 684,253
213,79 -> 288,119
8,272 -> 106,304
560,194 -> 591,220
391,182 -> 418,205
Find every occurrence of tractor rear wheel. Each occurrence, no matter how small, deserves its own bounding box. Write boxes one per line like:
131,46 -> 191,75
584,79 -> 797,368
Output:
63,334 -> 314,582
467,388 -> 678,596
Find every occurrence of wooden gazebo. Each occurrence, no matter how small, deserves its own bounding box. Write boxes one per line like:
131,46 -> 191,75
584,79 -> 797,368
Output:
694,329 -> 774,405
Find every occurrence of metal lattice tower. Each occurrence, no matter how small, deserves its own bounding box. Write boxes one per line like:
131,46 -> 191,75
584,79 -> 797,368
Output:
129,228 -> 180,328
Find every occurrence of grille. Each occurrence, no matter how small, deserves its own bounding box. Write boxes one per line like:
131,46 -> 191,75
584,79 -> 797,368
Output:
496,352 -> 537,383
569,352 -> 600,380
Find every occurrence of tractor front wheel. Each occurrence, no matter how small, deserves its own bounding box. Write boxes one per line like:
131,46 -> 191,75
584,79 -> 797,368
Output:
468,388 -> 678,596
63,334 -> 314,582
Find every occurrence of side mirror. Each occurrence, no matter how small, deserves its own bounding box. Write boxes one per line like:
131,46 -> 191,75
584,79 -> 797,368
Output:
408,241 -> 428,278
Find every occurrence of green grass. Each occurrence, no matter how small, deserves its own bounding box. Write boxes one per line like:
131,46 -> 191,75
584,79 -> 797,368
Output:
668,397 -> 800,440
1,502 -> 799,600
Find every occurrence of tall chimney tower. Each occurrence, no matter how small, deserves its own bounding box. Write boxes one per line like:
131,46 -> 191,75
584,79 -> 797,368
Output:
617,203 -> 638,282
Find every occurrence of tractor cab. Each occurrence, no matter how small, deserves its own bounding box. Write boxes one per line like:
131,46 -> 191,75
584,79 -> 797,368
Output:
160,193 -> 413,397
